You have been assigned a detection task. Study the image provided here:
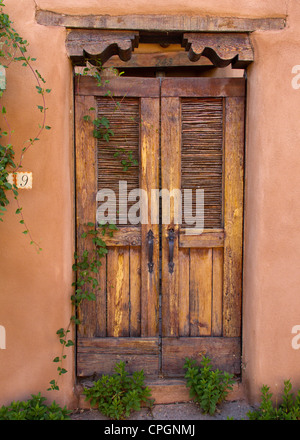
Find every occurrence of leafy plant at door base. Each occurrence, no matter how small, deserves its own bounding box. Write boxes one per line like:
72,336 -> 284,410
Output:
83,361 -> 154,420
247,379 -> 300,420
0,393 -> 71,420
0,7 -> 242,421
184,355 -> 235,415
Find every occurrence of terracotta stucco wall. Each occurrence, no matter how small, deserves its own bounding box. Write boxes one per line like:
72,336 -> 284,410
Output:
0,0 -> 75,407
243,1 -> 300,402
0,0 -> 300,407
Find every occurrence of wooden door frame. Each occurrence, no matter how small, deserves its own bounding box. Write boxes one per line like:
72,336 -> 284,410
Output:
75,75 -> 245,378
69,25 -> 249,399
33,9 -> 286,402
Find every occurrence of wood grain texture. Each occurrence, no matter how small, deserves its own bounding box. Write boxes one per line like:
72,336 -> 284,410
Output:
162,337 -> 241,376
77,337 -> 159,377
161,77 -> 245,97
66,29 -> 139,65
178,249 -> 190,337
37,10 -> 286,33
75,75 -> 160,97
102,51 -> 214,69
223,96 -> 245,337
161,97 -> 181,337
95,254 -> 107,337
189,248 -> 212,336
179,229 -> 224,248
75,95 -> 98,338
212,248 -> 223,336
106,247 -> 130,337
182,32 -> 253,68
100,227 -> 141,246
129,247 -> 141,337
140,97 -> 160,337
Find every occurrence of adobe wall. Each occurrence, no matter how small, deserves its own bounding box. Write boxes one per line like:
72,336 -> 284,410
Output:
0,0 -> 299,407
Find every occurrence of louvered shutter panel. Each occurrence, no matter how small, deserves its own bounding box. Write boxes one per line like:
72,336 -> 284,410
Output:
96,97 -> 140,226
181,98 -> 223,229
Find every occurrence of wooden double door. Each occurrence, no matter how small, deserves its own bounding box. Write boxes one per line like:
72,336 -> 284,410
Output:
75,75 -> 245,378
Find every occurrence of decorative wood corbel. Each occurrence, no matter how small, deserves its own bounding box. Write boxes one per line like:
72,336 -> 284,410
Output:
182,33 -> 253,68
66,29 -> 139,65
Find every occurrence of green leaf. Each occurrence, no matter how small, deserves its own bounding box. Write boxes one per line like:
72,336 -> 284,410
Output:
66,340 -> 74,347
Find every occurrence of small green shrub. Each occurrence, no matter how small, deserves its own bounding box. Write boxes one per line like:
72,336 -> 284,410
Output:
0,392 -> 71,420
83,361 -> 154,420
247,380 -> 300,420
183,356 -> 235,415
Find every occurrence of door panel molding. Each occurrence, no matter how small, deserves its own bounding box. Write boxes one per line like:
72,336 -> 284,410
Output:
223,96 -> 245,337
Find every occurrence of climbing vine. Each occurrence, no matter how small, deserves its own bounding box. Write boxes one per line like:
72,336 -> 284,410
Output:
0,0 -> 50,251
49,64 -> 122,391
0,1 -> 130,393
49,61 -> 143,391
48,221 -> 118,391
0,1 -> 134,399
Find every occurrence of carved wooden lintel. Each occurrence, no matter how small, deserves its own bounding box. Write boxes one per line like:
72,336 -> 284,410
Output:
65,28 -> 253,68
66,29 -> 139,65
182,32 -> 253,68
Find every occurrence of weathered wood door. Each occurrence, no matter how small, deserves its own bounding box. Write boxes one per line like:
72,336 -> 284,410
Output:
75,75 -> 245,378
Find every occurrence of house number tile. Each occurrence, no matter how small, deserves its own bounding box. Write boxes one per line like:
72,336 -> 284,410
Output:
7,172 -> 33,189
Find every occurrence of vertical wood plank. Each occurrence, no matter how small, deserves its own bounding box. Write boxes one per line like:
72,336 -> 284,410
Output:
107,247 -> 130,337
96,254 -> 107,337
223,96 -> 244,337
75,95 -> 98,338
161,97 -> 181,337
189,248 -> 212,336
130,246 -> 141,337
178,248 -> 190,336
212,248 -> 223,336
140,97 -> 160,337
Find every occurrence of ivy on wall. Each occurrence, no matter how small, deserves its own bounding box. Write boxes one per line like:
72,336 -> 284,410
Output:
0,1 -> 119,395
0,0 -> 50,250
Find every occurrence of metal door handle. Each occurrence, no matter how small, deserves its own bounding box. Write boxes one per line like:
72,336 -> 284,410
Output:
168,229 -> 175,274
147,229 -> 154,273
